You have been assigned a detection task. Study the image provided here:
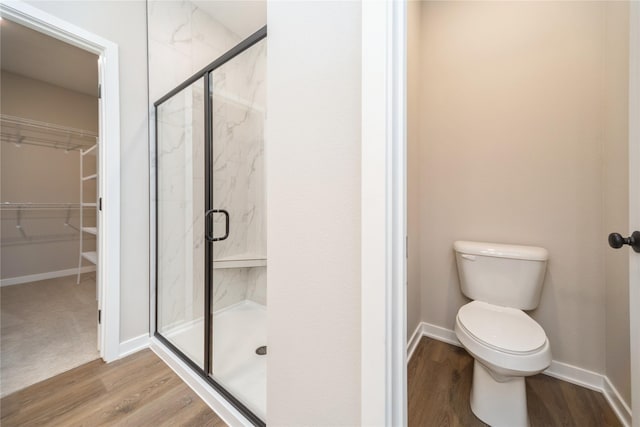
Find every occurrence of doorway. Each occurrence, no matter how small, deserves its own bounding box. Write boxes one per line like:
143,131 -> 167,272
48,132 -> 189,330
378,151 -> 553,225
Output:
404,2 -> 638,426
0,0 -> 122,384
0,16 -> 100,396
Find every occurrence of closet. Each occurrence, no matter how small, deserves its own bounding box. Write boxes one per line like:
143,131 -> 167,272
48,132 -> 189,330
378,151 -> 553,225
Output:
0,17 -> 100,397
0,113 -> 98,285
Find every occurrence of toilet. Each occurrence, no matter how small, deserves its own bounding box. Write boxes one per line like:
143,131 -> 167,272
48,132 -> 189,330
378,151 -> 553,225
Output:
453,241 -> 551,427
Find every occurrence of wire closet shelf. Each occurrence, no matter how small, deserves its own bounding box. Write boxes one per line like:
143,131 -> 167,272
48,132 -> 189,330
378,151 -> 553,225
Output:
0,202 -> 82,211
0,114 -> 98,152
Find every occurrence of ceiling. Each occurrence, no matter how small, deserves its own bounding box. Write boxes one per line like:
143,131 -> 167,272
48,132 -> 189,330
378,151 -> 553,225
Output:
0,18 -> 99,97
191,0 -> 266,40
0,1 -> 264,97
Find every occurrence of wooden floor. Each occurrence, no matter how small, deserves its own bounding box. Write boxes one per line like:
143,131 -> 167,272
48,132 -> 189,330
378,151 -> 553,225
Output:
409,337 -> 621,427
1,337 -> 621,426
0,349 -> 225,427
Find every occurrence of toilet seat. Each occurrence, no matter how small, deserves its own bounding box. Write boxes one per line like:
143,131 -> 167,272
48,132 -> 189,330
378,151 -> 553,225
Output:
455,301 -> 551,376
457,301 -> 546,355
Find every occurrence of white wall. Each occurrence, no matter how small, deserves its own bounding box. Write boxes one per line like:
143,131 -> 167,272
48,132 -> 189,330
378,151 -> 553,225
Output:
407,0 -> 631,407
25,0 -> 150,343
0,71 -> 97,279
266,2 -> 362,424
0,71 -> 97,129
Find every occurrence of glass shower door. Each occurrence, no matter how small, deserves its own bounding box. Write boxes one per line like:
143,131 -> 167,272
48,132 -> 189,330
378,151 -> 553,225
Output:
155,27 -> 267,426
208,36 -> 267,420
156,78 -> 206,368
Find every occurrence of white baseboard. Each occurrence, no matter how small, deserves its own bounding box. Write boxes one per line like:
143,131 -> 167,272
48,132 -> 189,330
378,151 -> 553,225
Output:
0,266 -> 96,287
407,321 -> 461,361
118,333 -> 150,358
543,359 -> 603,392
407,321 -> 631,427
603,376 -> 632,427
150,337 -> 254,427
406,323 -> 424,361
421,322 -> 461,347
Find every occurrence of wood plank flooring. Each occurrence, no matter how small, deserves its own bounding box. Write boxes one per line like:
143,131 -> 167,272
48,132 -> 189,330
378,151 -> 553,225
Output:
408,337 -> 621,427
2,335 -> 621,426
0,349 -> 226,427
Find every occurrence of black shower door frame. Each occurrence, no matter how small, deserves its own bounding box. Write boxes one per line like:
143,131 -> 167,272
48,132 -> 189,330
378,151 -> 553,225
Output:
154,25 -> 267,427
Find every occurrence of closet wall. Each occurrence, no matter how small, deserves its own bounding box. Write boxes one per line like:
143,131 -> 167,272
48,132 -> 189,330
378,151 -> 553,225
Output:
0,70 -> 98,280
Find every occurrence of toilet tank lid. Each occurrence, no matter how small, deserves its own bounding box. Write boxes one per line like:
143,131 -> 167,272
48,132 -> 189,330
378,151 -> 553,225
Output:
454,241 -> 549,261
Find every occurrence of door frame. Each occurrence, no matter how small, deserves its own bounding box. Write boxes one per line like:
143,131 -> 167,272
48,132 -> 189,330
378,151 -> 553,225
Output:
0,0 -> 121,362
361,1 -> 640,425
628,3 -> 640,426
361,1 -> 407,425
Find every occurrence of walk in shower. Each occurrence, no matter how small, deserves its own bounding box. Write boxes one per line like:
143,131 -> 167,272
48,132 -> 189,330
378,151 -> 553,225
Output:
155,27 -> 267,425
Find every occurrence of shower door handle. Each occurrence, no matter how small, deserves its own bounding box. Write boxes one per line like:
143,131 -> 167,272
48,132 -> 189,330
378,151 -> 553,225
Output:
205,209 -> 230,242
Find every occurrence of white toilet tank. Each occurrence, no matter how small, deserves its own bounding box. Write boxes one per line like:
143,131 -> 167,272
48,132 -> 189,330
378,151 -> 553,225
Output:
454,241 -> 549,310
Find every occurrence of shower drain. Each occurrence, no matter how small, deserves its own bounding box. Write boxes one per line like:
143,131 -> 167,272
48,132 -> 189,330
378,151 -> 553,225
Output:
255,346 -> 267,356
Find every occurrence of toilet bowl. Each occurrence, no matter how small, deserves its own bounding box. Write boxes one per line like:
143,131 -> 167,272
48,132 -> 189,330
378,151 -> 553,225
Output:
455,301 -> 551,427
453,241 -> 551,427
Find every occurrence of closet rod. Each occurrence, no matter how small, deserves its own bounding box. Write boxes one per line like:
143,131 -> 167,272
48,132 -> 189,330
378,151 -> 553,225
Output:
0,135 -> 88,152
0,114 -> 98,139
1,235 -> 81,246
1,114 -> 98,152
0,202 -> 84,210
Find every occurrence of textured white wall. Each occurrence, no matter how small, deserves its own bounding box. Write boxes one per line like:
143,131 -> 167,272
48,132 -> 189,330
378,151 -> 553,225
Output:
25,0 -> 150,343
266,2 -> 362,424
408,1 -> 629,401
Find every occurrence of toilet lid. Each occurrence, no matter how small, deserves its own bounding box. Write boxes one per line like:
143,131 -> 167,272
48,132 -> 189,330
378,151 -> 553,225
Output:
458,301 -> 547,354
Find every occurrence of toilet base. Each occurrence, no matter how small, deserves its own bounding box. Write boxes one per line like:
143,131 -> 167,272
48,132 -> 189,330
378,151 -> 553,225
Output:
470,360 -> 529,427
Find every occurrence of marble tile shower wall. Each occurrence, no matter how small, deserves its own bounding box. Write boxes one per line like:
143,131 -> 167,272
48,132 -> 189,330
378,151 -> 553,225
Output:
151,1 -> 267,321
148,0 -> 241,101
157,84 -> 205,331
210,40 -> 266,261
212,266 -> 266,309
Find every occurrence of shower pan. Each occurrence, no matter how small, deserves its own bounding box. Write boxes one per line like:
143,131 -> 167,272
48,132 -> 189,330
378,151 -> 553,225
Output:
155,27 -> 267,426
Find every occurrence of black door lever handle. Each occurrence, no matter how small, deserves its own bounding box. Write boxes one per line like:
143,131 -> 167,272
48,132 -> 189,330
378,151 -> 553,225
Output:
608,231 -> 640,253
